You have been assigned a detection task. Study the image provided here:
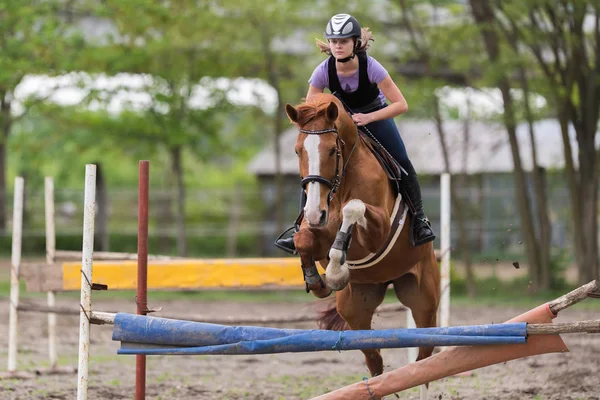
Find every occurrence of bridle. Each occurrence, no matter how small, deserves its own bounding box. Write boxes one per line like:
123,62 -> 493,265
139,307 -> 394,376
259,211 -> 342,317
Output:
298,124 -> 358,204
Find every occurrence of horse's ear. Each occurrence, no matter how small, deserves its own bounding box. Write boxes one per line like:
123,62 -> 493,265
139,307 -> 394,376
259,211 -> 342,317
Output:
285,104 -> 299,123
326,102 -> 338,122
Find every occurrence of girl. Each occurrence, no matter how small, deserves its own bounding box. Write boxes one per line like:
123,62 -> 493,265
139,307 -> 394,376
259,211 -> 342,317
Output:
275,13 -> 435,253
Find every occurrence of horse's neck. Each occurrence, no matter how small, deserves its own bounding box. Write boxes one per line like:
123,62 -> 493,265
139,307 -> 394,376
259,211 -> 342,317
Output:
339,132 -> 395,205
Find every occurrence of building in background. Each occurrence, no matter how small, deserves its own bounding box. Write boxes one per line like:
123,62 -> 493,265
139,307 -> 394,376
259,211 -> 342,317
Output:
248,118 -> 577,256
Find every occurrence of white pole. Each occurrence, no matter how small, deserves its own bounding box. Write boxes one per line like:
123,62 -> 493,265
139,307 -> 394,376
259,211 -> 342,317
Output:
45,177 -> 57,369
440,173 -> 451,328
406,313 -> 427,399
406,310 -> 418,362
7,177 -> 24,373
77,165 -> 96,400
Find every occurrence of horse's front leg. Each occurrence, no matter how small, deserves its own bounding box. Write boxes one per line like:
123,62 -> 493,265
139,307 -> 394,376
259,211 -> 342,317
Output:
293,226 -> 333,298
327,199 -> 390,291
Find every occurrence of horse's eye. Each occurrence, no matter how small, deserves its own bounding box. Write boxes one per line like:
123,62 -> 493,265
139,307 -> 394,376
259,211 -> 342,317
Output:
328,147 -> 336,157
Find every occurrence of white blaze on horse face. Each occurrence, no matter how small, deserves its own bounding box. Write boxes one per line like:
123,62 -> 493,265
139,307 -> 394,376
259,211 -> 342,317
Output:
304,135 -> 323,225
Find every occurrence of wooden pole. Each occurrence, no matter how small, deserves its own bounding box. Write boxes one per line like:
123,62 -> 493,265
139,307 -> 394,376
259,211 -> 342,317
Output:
136,161 -> 149,400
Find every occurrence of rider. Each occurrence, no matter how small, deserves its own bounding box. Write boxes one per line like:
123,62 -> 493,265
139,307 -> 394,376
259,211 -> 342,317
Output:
275,13 -> 435,253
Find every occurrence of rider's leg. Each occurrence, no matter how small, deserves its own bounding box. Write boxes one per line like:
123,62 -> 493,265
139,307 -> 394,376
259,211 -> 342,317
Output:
274,190 -> 307,254
363,117 -> 435,247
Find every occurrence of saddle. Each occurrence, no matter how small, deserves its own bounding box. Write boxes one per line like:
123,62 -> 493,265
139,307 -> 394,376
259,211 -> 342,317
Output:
358,131 -> 403,184
358,131 -> 416,215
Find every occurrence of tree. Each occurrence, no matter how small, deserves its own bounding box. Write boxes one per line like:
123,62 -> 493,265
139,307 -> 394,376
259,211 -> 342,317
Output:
471,0 -> 600,284
215,0 -> 322,233
0,0 -> 87,232
380,0 -> 484,295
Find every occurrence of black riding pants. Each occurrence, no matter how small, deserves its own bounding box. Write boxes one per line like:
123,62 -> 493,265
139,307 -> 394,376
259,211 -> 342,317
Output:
362,115 -> 416,176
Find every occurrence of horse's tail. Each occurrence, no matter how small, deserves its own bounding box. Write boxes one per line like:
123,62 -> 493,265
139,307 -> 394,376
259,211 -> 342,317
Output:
316,298 -> 349,331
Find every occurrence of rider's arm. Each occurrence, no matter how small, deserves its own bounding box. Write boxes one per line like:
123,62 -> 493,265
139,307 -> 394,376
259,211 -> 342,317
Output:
350,75 -> 408,126
306,84 -> 324,100
369,75 -> 408,122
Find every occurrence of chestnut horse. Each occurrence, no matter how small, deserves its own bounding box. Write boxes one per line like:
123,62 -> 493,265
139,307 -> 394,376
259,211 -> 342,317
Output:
285,93 -> 440,377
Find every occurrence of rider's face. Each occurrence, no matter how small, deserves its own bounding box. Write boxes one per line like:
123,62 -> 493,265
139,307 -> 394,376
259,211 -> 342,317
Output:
329,38 -> 354,59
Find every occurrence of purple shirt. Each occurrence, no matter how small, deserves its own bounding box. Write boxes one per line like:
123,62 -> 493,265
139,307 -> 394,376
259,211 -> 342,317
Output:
308,55 -> 389,105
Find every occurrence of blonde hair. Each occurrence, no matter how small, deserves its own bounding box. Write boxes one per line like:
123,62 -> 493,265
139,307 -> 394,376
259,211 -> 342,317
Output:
315,27 -> 374,55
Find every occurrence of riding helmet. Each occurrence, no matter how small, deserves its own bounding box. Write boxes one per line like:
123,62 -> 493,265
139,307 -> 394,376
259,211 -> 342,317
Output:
324,14 -> 361,40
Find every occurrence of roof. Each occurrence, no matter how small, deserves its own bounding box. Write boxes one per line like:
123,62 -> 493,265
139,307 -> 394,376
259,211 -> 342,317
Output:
247,119 -> 582,176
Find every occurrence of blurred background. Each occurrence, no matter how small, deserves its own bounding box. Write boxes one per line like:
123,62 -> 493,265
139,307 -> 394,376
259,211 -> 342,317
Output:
2,0 -> 599,296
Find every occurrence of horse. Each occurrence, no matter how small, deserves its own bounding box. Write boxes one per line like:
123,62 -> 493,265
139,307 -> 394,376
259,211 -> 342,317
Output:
285,92 -> 441,377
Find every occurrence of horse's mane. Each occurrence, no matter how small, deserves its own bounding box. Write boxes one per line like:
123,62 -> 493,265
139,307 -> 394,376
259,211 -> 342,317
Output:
293,93 -> 354,131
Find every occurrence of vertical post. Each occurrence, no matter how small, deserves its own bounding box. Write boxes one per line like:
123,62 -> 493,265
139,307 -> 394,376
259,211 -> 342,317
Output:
77,165 -> 96,400
7,177 -> 24,373
405,310 -> 418,363
45,177 -> 57,369
136,161 -> 149,400
440,173 -> 451,328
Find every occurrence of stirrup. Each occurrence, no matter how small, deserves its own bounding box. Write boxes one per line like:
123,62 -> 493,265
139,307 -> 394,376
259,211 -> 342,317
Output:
409,217 -> 435,247
274,225 -> 298,255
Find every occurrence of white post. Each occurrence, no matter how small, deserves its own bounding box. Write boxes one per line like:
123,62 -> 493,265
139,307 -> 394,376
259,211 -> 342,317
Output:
45,177 -> 57,369
7,177 -> 24,373
440,173 -> 451,328
407,312 -> 428,400
406,310 -> 418,362
77,165 -> 96,400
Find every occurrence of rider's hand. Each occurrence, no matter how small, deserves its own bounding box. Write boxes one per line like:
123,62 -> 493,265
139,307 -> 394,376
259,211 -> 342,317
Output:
352,113 -> 373,126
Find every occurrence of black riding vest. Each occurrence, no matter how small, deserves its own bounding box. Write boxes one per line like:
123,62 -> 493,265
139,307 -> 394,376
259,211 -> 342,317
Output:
327,51 -> 382,112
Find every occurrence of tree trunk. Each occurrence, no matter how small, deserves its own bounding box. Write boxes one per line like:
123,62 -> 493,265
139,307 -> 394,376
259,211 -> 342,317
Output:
274,104 -> 285,233
557,110 -> 584,279
475,174 -> 485,253
536,167 -> 551,287
157,169 -> 174,255
460,92 -> 476,294
520,71 -> 551,289
0,92 -> 11,233
433,96 -> 476,297
469,0 -> 542,291
575,121 -> 599,283
257,20 -> 286,234
171,146 -> 187,257
226,184 -> 241,257
95,162 -> 109,251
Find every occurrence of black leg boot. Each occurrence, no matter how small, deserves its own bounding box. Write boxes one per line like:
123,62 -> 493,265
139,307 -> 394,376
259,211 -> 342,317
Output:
402,171 -> 435,247
273,191 -> 307,255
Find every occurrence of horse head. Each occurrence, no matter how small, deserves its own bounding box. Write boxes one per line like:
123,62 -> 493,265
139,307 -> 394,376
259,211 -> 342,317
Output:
285,93 -> 357,228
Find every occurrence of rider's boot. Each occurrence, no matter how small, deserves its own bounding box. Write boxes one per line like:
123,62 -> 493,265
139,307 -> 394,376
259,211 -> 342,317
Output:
274,191 -> 307,255
401,170 -> 436,247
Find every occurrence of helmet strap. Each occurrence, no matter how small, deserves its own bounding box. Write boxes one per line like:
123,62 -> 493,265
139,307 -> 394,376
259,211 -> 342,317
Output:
336,53 -> 355,63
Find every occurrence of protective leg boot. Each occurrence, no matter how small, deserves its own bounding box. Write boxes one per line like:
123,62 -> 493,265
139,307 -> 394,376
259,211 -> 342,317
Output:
402,172 -> 435,247
274,191 -> 307,255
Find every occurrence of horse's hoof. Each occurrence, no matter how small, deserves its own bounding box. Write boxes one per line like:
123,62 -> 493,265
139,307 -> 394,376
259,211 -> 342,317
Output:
327,264 -> 350,291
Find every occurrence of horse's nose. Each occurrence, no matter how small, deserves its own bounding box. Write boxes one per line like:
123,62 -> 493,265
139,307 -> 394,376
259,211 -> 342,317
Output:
319,210 -> 328,227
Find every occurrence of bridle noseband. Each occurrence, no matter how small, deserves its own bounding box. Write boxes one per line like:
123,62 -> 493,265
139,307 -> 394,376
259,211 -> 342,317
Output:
298,125 -> 357,204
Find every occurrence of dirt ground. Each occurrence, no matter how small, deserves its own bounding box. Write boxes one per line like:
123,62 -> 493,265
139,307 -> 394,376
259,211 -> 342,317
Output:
1,296 -> 599,399
0,260 -> 599,399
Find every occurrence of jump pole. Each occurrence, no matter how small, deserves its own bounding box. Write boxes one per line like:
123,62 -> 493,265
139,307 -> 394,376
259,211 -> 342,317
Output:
7,177 -> 24,373
439,173 -> 451,328
45,177 -> 58,369
136,161 -> 150,400
77,165 -> 96,400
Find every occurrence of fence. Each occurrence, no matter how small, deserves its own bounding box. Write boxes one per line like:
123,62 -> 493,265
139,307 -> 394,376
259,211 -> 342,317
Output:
2,180 -> 574,258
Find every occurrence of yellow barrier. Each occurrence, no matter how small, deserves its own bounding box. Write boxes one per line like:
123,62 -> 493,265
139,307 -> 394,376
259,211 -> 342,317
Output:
60,258 -> 325,290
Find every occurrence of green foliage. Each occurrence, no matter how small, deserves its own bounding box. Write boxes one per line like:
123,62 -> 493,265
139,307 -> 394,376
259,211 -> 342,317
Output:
0,231 -> 260,258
